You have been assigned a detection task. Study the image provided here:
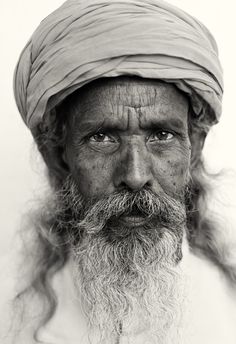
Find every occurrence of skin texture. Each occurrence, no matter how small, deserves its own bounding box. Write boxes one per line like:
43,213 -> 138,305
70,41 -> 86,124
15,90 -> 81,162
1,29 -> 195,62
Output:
64,78 -> 191,205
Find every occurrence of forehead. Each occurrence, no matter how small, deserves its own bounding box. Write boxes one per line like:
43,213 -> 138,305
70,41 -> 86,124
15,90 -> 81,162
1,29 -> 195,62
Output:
68,77 -> 189,126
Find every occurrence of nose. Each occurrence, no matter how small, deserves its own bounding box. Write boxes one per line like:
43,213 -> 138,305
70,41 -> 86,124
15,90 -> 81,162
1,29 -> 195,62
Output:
114,141 -> 153,191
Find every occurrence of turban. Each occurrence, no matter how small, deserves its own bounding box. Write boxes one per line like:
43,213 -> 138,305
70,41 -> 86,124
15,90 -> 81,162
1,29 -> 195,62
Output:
14,0 -> 223,129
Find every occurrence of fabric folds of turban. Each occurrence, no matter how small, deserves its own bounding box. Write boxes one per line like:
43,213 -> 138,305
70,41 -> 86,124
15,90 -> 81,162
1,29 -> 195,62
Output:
14,0 -> 223,129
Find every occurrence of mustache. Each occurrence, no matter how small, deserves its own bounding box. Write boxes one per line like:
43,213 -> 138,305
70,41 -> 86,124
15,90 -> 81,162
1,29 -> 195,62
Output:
68,188 -> 187,235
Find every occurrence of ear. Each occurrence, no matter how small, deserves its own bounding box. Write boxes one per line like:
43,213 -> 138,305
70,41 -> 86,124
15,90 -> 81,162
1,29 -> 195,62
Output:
189,124 -> 207,168
31,126 -> 70,186
41,145 -> 69,181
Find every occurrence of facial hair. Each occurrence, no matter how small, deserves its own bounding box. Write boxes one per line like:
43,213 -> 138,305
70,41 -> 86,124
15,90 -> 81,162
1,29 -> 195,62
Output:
55,177 -> 188,343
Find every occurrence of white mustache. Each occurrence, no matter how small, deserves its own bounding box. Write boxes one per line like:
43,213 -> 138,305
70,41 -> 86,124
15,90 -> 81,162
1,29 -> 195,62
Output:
76,189 -> 186,235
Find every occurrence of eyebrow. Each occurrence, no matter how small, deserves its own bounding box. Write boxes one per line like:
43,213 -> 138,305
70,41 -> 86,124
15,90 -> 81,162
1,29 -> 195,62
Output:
78,119 -> 126,134
140,118 -> 185,131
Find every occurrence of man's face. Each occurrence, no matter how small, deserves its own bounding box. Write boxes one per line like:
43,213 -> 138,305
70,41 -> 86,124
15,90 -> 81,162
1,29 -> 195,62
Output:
65,77 -> 191,210
59,78 -> 191,341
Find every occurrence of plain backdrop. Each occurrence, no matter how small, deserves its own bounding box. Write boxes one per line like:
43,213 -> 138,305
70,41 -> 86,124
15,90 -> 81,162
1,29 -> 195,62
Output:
1,0 -> 236,258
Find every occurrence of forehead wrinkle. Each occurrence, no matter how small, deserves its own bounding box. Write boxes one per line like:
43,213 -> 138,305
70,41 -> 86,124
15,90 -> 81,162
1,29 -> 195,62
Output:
68,79 -> 189,131
108,83 -> 167,108
81,79 -> 175,108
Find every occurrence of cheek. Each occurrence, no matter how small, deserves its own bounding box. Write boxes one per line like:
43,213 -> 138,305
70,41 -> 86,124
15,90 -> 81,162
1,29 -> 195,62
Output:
167,160 -> 190,187
69,151 -> 114,198
152,149 -> 191,195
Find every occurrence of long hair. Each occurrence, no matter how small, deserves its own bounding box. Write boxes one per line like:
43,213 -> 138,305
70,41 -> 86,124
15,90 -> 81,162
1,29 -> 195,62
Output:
12,85 -> 236,342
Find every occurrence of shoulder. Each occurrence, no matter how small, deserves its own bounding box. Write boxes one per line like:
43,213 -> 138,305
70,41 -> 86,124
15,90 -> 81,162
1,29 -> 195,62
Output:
185,249 -> 236,343
0,250 -> 40,343
0,253 -> 19,343
188,249 -> 236,297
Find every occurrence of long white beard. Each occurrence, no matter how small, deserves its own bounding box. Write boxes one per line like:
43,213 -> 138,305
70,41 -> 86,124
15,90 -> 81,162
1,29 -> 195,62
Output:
57,178 -> 188,343
71,227 -> 187,344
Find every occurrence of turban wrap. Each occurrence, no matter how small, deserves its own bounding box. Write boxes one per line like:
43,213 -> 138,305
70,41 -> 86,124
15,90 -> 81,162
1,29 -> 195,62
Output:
14,0 -> 223,129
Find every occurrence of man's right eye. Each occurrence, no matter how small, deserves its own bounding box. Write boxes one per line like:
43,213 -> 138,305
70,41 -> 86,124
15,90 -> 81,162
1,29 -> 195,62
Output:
89,132 -> 114,143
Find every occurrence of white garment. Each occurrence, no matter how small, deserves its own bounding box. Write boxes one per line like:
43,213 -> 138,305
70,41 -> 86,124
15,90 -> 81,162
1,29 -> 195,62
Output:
1,244 -> 236,344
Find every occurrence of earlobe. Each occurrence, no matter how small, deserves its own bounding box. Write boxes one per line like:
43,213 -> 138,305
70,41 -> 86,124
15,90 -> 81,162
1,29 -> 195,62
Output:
190,126 -> 207,168
31,125 -> 70,185
62,149 -> 68,165
41,145 -> 70,183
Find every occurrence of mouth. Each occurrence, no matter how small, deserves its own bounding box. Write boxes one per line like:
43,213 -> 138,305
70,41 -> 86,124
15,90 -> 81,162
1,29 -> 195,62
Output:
117,206 -> 149,228
118,215 -> 148,227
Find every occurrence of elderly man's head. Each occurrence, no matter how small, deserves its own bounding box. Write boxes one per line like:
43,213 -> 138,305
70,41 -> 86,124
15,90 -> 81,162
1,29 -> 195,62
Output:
23,77 -> 200,341
40,77 -> 192,191
13,0 -> 228,343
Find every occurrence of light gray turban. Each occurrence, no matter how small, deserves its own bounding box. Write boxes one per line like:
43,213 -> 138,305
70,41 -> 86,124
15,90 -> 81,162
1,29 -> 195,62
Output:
14,0 -> 223,129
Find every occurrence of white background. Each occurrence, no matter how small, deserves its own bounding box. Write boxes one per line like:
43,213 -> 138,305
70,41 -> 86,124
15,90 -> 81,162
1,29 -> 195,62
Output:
1,0 -> 236,257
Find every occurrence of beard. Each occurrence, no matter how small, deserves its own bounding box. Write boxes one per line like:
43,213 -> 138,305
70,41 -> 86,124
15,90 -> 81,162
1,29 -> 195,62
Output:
54,176 -> 188,343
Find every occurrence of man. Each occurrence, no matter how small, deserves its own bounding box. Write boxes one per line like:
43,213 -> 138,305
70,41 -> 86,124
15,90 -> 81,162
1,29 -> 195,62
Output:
1,0 -> 236,343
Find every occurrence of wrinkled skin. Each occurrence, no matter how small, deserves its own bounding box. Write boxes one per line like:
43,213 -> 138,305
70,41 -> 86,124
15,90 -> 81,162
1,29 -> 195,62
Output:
64,78 -> 191,215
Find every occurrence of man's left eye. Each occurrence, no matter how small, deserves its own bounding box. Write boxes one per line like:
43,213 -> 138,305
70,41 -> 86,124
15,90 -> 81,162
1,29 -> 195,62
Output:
149,131 -> 174,142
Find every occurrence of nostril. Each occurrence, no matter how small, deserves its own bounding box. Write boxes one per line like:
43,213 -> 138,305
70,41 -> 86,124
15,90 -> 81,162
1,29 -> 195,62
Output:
118,177 -> 152,191
146,180 -> 153,188
119,181 -> 129,190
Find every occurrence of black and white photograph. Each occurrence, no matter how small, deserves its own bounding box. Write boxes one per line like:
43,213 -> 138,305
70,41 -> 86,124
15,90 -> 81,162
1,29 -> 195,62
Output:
1,1 -> 236,343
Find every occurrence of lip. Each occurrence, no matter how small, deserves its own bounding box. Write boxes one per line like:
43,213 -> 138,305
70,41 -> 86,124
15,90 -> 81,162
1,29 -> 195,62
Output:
118,215 -> 148,227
